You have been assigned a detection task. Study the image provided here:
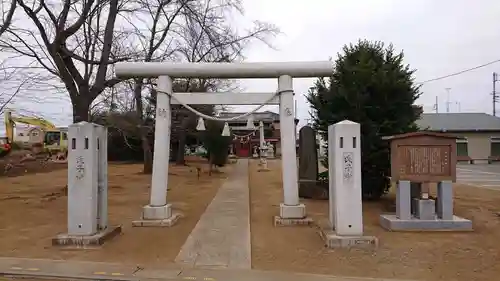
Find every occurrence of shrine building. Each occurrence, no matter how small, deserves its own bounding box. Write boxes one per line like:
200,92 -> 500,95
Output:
219,111 -> 299,158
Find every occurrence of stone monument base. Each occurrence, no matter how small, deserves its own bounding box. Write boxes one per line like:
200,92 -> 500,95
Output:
258,168 -> 270,172
132,214 -> 182,227
379,214 -> 473,231
274,216 -> 313,226
319,230 -> 378,249
52,225 -> 122,248
132,204 -> 182,227
274,203 -> 313,226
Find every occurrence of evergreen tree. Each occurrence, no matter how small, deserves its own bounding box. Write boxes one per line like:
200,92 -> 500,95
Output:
201,120 -> 231,168
307,40 -> 422,199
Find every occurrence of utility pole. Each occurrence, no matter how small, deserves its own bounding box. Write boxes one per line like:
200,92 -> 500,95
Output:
433,96 -> 439,113
445,88 -> 452,113
493,72 -> 499,116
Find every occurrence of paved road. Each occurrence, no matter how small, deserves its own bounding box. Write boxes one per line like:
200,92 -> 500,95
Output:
457,164 -> 500,190
0,257 -> 413,281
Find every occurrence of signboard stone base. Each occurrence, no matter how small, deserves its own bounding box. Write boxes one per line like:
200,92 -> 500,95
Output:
413,198 -> 436,220
380,214 -> 473,231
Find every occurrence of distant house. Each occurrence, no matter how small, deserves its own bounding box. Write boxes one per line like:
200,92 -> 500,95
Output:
14,126 -> 44,147
416,113 -> 500,163
219,111 -> 299,158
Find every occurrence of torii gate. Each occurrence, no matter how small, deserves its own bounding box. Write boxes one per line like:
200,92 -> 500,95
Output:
115,61 -> 332,226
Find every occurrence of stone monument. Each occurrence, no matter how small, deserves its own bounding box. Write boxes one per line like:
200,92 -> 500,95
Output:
298,126 -> 319,198
228,144 -> 236,158
320,120 -> 378,248
267,142 -> 275,159
379,131 -> 472,231
53,122 -> 122,247
252,145 -> 259,158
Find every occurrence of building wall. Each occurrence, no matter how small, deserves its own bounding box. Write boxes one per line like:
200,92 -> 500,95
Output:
456,131 -> 500,162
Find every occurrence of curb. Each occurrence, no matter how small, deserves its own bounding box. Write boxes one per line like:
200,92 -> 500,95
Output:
0,271 -> 139,281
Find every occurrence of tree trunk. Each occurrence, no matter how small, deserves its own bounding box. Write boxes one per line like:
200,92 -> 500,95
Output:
72,96 -> 91,123
133,79 -> 154,174
176,117 -> 191,165
142,134 -> 153,174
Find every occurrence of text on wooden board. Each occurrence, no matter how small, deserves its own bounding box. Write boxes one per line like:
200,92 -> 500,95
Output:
397,145 -> 451,176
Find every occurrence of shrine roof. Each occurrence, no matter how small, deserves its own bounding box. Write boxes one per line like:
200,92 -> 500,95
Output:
382,131 -> 459,141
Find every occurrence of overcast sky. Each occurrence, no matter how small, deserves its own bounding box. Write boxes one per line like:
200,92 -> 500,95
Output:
236,0 -> 500,127
2,0 -> 500,133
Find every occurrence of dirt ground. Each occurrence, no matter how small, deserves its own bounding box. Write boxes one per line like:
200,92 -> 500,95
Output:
0,157 -> 230,267
249,159 -> 500,281
0,151 -> 67,178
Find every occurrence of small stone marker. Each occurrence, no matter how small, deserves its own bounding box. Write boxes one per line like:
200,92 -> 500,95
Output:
379,131 -> 473,231
298,126 -> 319,198
252,146 -> 259,158
320,120 -> 377,249
266,142 -> 275,159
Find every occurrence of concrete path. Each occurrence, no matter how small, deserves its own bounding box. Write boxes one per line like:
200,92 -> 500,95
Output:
175,159 -> 251,269
0,257 -> 415,281
457,164 -> 500,191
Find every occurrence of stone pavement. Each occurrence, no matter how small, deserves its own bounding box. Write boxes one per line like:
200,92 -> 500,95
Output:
0,257 -> 414,281
457,164 -> 500,191
175,159 -> 251,269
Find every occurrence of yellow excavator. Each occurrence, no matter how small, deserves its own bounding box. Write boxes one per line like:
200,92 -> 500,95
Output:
3,110 -> 68,159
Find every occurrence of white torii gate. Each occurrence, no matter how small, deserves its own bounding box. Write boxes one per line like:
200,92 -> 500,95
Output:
115,61 -> 332,226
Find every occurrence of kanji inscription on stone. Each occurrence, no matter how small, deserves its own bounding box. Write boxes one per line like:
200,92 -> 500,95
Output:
343,152 -> 354,181
75,155 -> 85,180
157,108 -> 168,118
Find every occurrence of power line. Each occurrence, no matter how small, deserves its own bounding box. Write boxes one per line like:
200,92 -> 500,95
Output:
416,58 -> 500,85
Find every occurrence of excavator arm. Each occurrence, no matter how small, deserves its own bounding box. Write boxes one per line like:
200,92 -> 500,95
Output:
4,110 -> 15,143
4,110 -> 58,142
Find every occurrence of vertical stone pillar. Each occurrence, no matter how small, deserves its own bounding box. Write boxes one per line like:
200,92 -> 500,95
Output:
327,120 -> 363,236
278,75 -> 305,218
133,76 -> 180,227
396,181 -> 411,220
67,122 -> 99,236
437,180 -> 453,220
96,125 -> 108,231
54,122 -> 122,246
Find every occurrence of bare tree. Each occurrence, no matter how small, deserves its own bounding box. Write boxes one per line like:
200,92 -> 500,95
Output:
0,0 -> 133,122
0,1 -> 16,37
0,59 -> 65,115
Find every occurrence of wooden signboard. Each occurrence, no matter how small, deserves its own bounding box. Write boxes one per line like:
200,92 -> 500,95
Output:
384,131 -> 457,183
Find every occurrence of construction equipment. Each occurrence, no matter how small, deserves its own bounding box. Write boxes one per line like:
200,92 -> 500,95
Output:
0,137 -> 11,157
3,110 -> 68,160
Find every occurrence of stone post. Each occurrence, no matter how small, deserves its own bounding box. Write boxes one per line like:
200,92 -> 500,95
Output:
328,120 -> 363,235
67,122 -> 99,236
324,120 -> 377,248
53,122 -> 121,247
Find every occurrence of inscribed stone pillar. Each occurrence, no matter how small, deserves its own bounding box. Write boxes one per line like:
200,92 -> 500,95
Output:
298,126 -> 319,198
